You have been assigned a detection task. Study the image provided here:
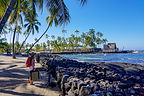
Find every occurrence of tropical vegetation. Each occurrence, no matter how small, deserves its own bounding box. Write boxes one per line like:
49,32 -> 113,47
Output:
0,0 -> 87,58
0,28 -> 108,53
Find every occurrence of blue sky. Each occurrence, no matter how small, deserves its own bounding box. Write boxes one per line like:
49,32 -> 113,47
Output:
6,0 -> 144,50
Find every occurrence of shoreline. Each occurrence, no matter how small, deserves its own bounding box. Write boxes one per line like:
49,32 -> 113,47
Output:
38,53 -> 144,96
39,50 -> 134,55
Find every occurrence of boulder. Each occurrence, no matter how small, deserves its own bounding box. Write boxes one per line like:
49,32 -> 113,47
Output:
79,85 -> 91,96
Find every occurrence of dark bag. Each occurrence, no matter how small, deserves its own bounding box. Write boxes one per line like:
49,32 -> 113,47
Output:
30,70 -> 39,81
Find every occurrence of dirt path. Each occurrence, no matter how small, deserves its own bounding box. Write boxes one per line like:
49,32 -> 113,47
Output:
0,55 -> 60,96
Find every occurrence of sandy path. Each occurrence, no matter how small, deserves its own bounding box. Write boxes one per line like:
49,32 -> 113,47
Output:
0,55 -> 60,96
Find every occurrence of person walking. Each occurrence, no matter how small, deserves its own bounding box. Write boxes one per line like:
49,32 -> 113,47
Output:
28,52 -> 36,85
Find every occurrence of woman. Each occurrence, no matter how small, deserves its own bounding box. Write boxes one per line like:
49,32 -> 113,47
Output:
28,52 -> 36,85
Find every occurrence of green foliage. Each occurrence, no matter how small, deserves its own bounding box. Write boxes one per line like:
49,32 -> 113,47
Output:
35,44 -> 41,52
15,41 -> 20,52
41,28 -> 108,52
0,38 -> 9,53
42,42 -> 47,51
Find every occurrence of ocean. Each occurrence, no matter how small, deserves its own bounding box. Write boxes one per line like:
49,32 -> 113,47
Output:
60,53 -> 144,66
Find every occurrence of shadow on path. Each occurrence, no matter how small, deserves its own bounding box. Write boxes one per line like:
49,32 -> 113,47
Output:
0,89 -> 43,96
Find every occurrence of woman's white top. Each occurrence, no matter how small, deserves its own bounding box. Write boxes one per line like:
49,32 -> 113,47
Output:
29,58 -> 35,71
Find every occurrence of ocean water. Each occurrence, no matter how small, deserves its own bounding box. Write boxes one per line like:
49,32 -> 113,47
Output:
60,53 -> 144,65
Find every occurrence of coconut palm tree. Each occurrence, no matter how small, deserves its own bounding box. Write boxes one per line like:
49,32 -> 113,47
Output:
16,26 -> 22,42
68,34 -> 75,50
0,0 -> 17,33
81,32 -> 86,47
8,26 -> 13,51
0,0 -> 43,33
74,29 -> 80,50
0,38 -> 8,52
96,32 -> 103,37
0,0 -> 8,18
8,0 -> 25,59
75,29 -> 79,37
18,10 -> 41,53
45,34 -> 49,40
62,29 -> 67,38
51,35 -> 55,40
1,25 -> 8,39
96,37 -> 101,48
42,42 -> 47,51
26,2 -> 70,53
0,0 -> 87,53
102,38 -> 108,44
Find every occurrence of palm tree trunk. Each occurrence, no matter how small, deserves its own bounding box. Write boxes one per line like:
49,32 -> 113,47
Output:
0,0 -> 17,33
10,31 -> 13,52
27,25 -> 50,53
12,27 -> 16,59
18,32 -> 31,53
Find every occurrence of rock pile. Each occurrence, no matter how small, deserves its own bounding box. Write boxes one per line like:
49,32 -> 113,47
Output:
37,53 -> 144,96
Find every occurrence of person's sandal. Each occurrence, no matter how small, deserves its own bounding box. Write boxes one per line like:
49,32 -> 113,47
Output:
30,83 -> 34,85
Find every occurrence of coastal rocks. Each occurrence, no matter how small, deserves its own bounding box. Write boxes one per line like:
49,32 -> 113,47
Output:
79,85 -> 91,96
38,53 -> 144,96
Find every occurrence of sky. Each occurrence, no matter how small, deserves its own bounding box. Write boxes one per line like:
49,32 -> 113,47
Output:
6,0 -> 144,50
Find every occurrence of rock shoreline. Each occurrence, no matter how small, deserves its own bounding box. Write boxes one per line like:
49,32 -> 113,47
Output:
37,53 -> 144,96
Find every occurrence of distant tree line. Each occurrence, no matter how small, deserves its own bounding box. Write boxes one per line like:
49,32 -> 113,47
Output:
0,28 -> 108,53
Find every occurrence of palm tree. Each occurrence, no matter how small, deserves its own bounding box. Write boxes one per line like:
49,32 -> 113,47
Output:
15,41 -> 20,52
62,29 -> 67,38
8,26 -> 13,51
0,0 -> 17,33
34,38 -> 38,42
96,37 -> 101,48
0,0 -> 43,33
8,0 -> 25,59
35,44 -> 41,52
45,34 -> 50,50
51,35 -> 55,40
0,0 -> 87,53
42,42 -> 47,51
102,38 -> 108,44
96,32 -> 103,37
81,32 -> 86,47
96,32 -> 103,48
26,2 -> 69,53
47,40 -> 50,50
0,38 -> 8,52
16,26 -> 22,42
51,40 -> 60,51
0,0 -> 8,18
68,34 -> 75,50
18,10 -> 41,53
1,25 -> 8,39
45,34 -> 49,40
75,29 -> 79,37
74,29 -> 80,50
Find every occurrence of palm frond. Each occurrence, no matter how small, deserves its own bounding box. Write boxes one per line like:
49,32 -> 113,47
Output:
24,23 -> 29,28
35,25 -> 39,33
79,0 -> 87,6
46,0 -> 70,26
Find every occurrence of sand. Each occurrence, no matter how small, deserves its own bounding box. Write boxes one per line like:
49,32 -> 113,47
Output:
0,55 -> 61,96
